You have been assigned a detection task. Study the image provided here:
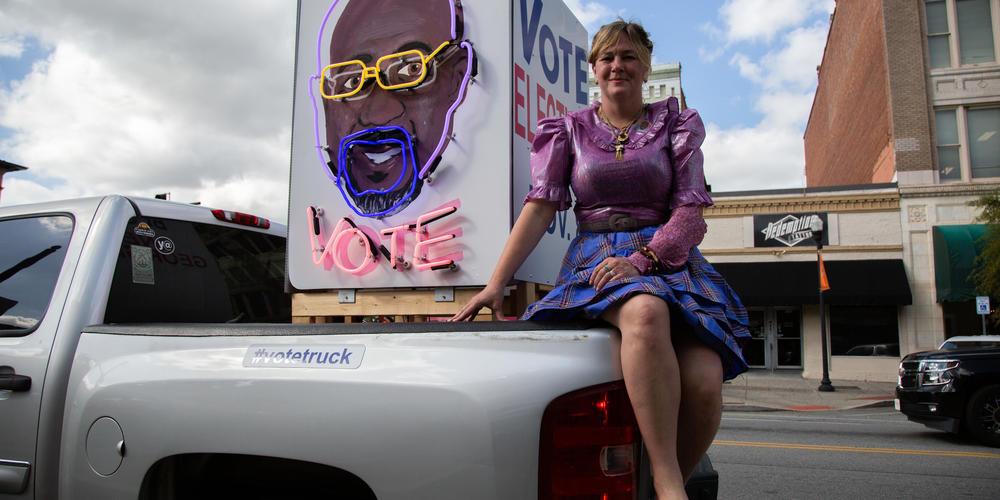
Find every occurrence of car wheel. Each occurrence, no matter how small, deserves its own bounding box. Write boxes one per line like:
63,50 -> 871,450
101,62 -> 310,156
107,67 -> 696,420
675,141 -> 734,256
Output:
964,384 -> 1000,447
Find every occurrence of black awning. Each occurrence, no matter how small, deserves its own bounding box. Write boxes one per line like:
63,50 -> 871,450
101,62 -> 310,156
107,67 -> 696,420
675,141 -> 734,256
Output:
711,259 -> 912,306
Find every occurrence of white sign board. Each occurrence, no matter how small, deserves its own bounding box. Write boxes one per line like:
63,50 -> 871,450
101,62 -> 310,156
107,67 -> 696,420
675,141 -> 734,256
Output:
977,295 -> 990,315
511,0 -> 588,285
287,0 -> 586,290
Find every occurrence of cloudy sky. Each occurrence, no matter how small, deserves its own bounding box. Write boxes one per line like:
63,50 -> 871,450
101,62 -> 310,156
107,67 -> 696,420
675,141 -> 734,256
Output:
0,0 -> 835,223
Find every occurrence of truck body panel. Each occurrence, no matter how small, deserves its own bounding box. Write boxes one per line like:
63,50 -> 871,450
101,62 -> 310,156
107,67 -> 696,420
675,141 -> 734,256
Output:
60,323 -> 619,499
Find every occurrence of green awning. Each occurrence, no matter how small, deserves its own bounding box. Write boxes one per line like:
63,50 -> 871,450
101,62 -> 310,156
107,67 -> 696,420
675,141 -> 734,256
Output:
933,225 -> 988,302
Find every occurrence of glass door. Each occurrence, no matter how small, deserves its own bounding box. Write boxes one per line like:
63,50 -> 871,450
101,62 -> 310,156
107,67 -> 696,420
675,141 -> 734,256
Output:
742,307 -> 802,371
774,308 -> 802,369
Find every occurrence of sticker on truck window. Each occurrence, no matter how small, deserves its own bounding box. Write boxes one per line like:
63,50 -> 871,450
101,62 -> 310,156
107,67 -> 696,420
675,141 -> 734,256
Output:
131,245 -> 155,285
243,345 -> 365,369
134,222 -> 156,237
153,236 -> 175,255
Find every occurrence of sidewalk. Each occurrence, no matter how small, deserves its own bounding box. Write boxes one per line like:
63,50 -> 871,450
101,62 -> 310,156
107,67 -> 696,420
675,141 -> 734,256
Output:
722,370 -> 897,412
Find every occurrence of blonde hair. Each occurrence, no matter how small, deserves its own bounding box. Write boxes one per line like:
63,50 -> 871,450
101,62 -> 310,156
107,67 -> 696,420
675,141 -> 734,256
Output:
588,19 -> 653,73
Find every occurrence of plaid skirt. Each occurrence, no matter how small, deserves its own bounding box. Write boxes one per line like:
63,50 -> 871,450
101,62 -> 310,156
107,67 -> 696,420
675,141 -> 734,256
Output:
521,226 -> 751,380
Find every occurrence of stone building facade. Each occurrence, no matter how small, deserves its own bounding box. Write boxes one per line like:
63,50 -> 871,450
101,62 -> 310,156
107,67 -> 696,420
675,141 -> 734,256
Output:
795,0 -> 1000,380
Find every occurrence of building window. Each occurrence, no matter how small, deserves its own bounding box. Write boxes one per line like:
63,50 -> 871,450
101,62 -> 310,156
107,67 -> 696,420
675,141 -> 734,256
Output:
957,0 -> 996,64
927,0 -> 952,68
830,305 -> 900,357
935,106 -> 1000,180
968,108 -> 1000,177
926,0 -> 998,69
936,109 -> 962,180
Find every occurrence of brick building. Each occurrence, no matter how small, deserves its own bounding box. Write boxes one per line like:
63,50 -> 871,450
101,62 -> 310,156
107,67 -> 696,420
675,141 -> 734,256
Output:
800,0 -> 1000,375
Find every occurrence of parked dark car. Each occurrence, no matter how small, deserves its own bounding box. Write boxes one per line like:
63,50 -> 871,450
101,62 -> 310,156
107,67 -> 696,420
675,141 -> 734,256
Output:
895,342 -> 1000,447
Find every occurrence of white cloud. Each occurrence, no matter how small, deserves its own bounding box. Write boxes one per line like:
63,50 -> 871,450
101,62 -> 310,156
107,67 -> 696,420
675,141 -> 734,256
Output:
729,23 -> 826,91
700,1 -> 834,192
702,123 -> 806,192
564,0 -> 618,34
719,0 -> 834,44
0,34 -> 26,58
755,91 -> 817,129
0,0 -> 295,221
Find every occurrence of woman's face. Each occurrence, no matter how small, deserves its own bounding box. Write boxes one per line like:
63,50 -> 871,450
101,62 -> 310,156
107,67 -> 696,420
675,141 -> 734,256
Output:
592,35 -> 648,105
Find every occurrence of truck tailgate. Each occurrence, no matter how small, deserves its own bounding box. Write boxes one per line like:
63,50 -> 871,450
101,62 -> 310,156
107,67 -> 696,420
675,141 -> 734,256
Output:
62,321 -> 620,500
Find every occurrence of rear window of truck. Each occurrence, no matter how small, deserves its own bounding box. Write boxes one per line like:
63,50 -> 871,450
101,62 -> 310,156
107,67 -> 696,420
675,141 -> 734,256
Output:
104,216 -> 290,324
0,215 -> 74,335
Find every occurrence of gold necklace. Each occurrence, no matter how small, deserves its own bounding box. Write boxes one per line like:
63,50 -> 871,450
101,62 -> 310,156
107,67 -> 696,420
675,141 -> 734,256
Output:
599,105 -> 646,161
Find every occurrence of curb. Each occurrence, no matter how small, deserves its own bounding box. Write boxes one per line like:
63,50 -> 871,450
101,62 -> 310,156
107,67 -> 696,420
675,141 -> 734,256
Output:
722,398 -> 895,412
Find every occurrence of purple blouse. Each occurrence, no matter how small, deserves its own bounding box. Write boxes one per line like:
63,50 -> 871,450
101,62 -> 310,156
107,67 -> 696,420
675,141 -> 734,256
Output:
524,97 -> 714,272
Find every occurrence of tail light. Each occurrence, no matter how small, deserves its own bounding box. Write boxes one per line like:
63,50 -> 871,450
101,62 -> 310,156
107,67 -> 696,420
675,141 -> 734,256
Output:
539,381 -> 641,500
211,209 -> 271,229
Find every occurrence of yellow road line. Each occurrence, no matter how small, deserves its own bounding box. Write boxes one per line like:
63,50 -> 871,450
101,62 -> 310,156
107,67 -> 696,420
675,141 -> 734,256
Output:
712,440 -> 1000,459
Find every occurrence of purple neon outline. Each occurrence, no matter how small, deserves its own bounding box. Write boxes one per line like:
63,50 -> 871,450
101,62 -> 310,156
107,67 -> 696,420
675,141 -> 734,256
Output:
418,40 -> 473,179
449,0 -> 457,39
309,0 -> 471,212
310,0 -> 342,183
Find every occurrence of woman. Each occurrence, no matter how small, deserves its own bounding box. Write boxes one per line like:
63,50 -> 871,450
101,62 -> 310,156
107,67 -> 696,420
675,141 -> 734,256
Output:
451,20 -> 749,499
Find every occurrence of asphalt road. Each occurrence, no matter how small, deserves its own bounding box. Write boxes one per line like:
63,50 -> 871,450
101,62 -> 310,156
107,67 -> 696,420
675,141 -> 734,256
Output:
710,407 -> 1000,499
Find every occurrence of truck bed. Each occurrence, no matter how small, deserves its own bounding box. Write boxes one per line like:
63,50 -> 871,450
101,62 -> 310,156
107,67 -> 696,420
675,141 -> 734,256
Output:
61,321 -> 622,499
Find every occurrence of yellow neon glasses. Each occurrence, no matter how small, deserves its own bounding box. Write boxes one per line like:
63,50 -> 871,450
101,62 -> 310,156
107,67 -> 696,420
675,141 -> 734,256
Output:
321,41 -> 455,100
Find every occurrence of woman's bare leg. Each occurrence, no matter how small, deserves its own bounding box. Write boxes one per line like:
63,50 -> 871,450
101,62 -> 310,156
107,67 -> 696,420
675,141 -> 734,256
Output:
672,324 -> 724,481
603,295 -> 687,499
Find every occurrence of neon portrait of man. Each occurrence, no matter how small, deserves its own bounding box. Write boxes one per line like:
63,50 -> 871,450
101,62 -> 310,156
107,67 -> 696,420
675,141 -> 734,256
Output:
312,0 -> 475,218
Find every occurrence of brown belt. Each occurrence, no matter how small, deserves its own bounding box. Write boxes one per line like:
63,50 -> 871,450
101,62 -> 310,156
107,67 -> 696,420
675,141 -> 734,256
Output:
578,213 -> 665,232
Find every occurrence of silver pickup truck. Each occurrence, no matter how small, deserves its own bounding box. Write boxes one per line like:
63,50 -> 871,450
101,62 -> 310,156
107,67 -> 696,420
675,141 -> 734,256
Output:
2,195 -> 718,499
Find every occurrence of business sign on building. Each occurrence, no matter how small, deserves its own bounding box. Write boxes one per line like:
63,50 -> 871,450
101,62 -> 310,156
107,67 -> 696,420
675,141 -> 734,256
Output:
754,213 -> 829,248
286,0 -> 587,290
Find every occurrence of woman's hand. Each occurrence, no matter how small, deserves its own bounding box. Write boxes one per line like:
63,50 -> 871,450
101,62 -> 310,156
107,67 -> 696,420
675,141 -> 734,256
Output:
589,257 -> 639,292
449,284 -> 506,321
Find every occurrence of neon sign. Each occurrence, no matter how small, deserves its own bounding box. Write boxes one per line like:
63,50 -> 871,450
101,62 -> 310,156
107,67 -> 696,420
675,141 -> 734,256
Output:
308,0 -> 478,218
308,200 -> 463,276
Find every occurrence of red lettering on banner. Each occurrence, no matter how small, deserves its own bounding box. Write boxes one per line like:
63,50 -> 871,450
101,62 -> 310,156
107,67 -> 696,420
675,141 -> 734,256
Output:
514,64 -> 526,140
526,70 -> 534,142
536,83 -> 547,128
513,64 -> 572,142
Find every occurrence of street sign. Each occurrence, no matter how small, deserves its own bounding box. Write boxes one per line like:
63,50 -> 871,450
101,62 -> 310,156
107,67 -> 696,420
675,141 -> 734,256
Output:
976,296 -> 990,315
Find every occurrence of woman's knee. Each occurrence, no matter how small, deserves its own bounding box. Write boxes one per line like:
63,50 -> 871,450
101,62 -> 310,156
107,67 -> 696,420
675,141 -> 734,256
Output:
617,295 -> 671,347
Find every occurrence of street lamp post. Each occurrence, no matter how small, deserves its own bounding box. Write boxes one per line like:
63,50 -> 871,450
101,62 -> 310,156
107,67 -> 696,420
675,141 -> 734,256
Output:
810,216 -> 835,392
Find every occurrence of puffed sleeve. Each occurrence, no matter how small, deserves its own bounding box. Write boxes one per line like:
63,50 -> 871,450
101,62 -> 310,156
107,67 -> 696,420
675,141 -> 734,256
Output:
523,116 -> 573,211
669,108 -> 714,209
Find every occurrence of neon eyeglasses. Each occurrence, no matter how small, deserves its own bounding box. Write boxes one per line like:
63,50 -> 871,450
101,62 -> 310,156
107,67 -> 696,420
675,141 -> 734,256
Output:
320,41 -> 458,101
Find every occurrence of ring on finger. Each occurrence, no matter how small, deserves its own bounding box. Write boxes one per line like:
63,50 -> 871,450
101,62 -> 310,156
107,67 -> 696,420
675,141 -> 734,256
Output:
603,265 -> 612,272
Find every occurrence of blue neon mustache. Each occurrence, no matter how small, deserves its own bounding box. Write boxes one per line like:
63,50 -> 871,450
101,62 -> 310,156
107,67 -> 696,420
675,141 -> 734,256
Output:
335,126 -> 418,217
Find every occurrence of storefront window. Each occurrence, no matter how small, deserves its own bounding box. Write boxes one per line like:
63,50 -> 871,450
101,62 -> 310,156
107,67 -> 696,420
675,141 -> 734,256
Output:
830,305 -> 900,356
